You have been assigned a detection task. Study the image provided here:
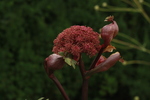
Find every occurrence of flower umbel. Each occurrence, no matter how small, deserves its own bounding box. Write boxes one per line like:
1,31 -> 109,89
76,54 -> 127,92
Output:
52,25 -> 101,61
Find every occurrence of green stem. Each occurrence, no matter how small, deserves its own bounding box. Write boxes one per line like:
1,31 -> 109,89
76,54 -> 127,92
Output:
117,33 -> 142,46
49,74 -> 70,100
133,0 -> 142,9
99,0 -> 150,23
142,1 -> 150,7
99,7 -> 140,12
112,39 -> 140,48
112,39 -> 150,54
121,0 -> 136,8
140,9 -> 150,23
133,0 -> 150,23
123,60 -> 150,66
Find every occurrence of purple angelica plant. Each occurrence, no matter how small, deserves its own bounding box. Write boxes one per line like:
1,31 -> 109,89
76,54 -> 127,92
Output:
44,16 -> 122,100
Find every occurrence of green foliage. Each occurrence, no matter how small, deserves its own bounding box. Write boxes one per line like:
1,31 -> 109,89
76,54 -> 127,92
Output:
64,58 -> 77,69
58,52 -> 77,69
0,0 -> 150,100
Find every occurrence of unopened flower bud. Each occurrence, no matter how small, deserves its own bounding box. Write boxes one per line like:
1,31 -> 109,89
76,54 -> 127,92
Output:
96,52 -> 121,72
85,52 -> 121,77
100,16 -> 119,46
95,55 -> 106,67
44,54 -> 65,76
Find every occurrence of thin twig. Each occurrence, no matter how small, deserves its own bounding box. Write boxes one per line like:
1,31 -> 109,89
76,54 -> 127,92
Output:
142,1 -> 150,7
112,39 -> 150,54
133,0 -> 150,23
123,60 -> 150,66
98,7 -> 140,12
98,1 -> 150,23
122,0 -> 136,8
117,33 -> 142,46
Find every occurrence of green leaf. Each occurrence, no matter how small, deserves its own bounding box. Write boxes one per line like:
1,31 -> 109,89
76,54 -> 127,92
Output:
64,57 -> 77,69
58,52 -> 65,56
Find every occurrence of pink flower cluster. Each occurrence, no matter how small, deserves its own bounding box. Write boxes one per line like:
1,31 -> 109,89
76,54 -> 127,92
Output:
52,25 -> 101,60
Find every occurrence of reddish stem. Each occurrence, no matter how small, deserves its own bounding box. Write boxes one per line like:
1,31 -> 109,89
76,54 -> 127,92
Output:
49,74 -> 70,100
79,56 -> 89,100
81,79 -> 89,100
79,57 -> 85,77
89,44 -> 107,70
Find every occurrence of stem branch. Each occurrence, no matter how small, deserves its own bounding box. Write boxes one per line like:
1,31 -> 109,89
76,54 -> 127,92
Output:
98,7 -> 140,12
89,45 -> 107,70
123,60 -> 150,66
49,74 -> 70,100
112,39 -> 150,54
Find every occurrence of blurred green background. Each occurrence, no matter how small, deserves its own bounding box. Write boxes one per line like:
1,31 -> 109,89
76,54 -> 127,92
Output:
0,0 -> 150,100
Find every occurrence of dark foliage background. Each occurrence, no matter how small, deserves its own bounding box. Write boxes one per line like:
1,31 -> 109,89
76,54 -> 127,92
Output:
0,0 -> 150,100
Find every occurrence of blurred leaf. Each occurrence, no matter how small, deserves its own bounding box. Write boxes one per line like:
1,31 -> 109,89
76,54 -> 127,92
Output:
64,57 -> 77,69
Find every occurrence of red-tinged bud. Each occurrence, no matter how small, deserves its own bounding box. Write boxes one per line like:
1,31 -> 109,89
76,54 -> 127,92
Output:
100,16 -> 119,46
95,55 -> 106,67
97,52 -> 120,72
85,52 -> 121,77
44,54 -> 65,76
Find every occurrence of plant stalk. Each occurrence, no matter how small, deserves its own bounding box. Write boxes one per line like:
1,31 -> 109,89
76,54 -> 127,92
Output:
49,74 -> 70,100
81,79 -> 89,100
89,45 -> 107,70
79,56 -> 89,100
